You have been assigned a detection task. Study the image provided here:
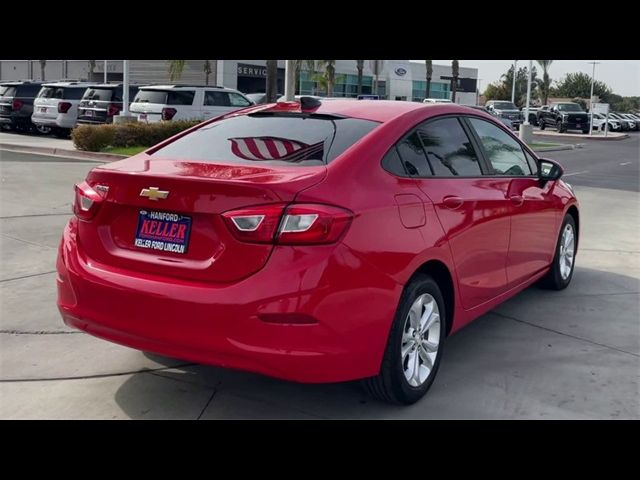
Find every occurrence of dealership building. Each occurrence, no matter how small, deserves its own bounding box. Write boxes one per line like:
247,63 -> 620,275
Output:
0,60 -> 479,104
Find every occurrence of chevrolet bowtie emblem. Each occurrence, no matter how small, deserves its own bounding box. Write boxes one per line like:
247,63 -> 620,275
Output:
140,187 -> 169,201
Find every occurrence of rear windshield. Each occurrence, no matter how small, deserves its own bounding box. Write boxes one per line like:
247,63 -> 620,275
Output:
133,89 -> 195,105
556,103 -> 583,112
82,88 -> 115,102
0,86 -> 17,97
152,113 -> 380,166
37,87 -> 86,100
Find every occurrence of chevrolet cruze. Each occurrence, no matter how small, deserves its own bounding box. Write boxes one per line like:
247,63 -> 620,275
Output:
56,98 -> 579,404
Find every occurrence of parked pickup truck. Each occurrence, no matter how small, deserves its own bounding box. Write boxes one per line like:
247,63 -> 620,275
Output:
538,102 -> 590,134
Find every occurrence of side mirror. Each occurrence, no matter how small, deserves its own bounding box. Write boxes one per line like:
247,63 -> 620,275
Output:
538,158 -> 564,182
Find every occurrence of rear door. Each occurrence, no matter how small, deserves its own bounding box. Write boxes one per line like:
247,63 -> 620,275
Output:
466,117 -> 558,288
409,116 -> 512,310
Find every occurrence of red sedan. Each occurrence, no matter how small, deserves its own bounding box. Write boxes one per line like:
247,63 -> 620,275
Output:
56,98 -> 579,404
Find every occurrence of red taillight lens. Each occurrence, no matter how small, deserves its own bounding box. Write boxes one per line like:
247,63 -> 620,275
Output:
12,99 -> 23,111
107,103 -> 120,117
161,107 -> 177,121
222,203 -> 353,245
73,182 -> 103,221
277,204 -> 352,245
58,102 -> 72,113
222,204 -> 286,244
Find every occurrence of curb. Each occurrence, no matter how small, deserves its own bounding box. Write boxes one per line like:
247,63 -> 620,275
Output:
533,131 -> 629,141
0,143 -> 128,162
531,145 -> 575,152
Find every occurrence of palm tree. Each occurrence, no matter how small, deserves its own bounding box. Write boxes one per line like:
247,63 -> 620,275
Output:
265,60 -> 278,102
316,60 -> 336,97
356,60 -> 365,95
88,60 -> 96,81
293,60 -> 316,94
39,60 -> 46,81
451,60 -> 459,103
536,60 -> 553,106
168,60 -> 186,82
425,60 -> 433,99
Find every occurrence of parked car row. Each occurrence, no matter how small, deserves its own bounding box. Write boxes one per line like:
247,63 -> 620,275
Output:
0,80 -> 255,137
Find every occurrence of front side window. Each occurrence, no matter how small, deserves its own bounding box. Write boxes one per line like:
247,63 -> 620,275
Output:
228,92 -> 252,107
204,91 -> 229,106
469,118 -> 532,176
152,113 -> 379,166
417,117 -> 482,177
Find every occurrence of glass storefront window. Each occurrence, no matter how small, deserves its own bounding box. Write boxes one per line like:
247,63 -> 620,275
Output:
298,71 -> 383,98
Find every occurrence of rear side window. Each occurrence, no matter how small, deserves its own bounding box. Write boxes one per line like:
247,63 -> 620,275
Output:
396,132 -> 431,177
0,86 -> 17,97
134,90 -> 168,104
38,87 -> 64,99
418,118 -> 482,176
382,147 -> 407,176
152,113 -> 380,166
62,88 -> 87,100
82,88 -> 114,102
469,118 -> 532,176
167,91 -> 195,105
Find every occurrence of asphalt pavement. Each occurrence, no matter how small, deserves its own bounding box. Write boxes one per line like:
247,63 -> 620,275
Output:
0,137 -> 638,419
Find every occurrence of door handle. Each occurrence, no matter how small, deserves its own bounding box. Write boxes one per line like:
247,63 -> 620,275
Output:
509,195 -> 524,206
443,196 -> 464,210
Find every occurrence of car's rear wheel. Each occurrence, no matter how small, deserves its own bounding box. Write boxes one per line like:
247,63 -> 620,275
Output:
582,128 -> 589,134
52,127 -> 70,138
362,274 -> 445,404
539,214 -> 577,290
539,119 -> 546,130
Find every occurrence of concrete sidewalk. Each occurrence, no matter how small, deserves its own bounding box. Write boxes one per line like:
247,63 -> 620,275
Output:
533,130 -> 629,140
0,131 -> 125,162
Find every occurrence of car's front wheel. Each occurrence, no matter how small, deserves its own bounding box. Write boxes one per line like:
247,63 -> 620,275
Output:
557,120 -> 565,133
363,274 -> 445,404
539,118 -> 546,130
539,214 -> 577,290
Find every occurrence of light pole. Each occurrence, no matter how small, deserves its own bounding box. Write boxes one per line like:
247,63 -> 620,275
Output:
103,60 -> 108,83
519,60 -> 533,144
588,61 -> 600,136
511,60 -> 517,104
284,60 -> 296,101
476,78 -> 482,105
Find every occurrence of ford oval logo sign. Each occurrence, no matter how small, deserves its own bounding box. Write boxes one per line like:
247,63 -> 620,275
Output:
395,67 -> 407,77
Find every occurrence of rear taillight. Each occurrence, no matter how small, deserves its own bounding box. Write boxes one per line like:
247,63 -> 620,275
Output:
107,103 -> 120,117
73,182 -> 103,221
222,203 -> 352,245
58,102 -> 72,113
161,107 -> 177,121
12,99 -> 23,111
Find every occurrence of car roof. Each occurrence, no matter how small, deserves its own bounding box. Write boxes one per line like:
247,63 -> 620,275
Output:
42,81 -> 96,87
139,84 -> 233,90
260,99 -> 486,123
87,83 -> 143,89
1,81 -> 44,86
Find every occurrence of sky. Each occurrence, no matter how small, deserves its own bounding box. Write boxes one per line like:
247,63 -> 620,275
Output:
414,60 -> 640,97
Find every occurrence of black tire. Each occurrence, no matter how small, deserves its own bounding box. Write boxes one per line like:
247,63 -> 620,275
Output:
539,214 -> 577,290
362,274 -> 446,404
52,127 -> 70,138
582,128 -> 589,134
557,120 -> 565,133
539,118 -> 546,130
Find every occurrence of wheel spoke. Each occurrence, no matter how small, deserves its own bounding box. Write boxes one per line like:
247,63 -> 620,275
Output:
401,340 -> 414,360
422,339 -> 439,353
409,299 -> 423,329
421,312 -> 439,335
418,299 -> 434,331
418,348 -> 434,371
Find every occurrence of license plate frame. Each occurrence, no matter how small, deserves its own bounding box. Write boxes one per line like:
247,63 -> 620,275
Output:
134,209 -> 192,255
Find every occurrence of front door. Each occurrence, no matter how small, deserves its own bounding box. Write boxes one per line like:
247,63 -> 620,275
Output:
466,117 -> 558,289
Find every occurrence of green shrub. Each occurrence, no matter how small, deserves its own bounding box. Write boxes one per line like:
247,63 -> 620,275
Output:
72,119 -> 202,152
72,124 -> 116,151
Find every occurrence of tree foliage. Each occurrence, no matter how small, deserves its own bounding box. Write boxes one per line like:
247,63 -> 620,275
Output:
483,65 -> 539,107
551,72 -> 611,100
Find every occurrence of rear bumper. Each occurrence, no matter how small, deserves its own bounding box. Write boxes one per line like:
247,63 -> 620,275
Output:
32,113 -> 75,129
56,218 -> 401,383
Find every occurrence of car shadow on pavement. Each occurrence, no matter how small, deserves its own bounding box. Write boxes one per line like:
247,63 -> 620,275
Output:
113,266 -> 639,420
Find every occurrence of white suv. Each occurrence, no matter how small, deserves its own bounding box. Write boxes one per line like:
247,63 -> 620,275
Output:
130,85 -> 254,123
31,82 -> 95,137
